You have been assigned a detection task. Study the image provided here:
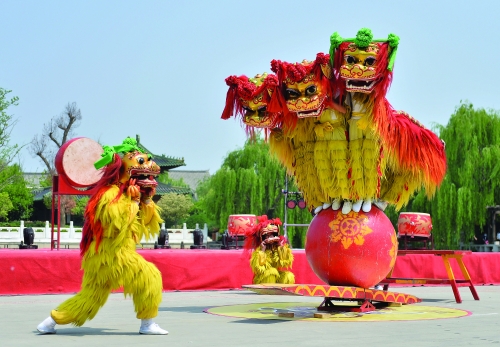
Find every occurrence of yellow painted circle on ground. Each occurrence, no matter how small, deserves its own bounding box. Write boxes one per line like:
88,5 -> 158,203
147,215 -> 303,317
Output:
206,302 -> 470,322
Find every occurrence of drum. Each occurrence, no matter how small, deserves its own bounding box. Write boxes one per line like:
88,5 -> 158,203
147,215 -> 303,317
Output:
227,214 -> 257,236
397,212 -> 433,238
55,137 -> 103,187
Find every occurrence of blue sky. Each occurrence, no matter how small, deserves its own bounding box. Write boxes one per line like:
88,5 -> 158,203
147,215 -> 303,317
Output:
2,0 -> 499,174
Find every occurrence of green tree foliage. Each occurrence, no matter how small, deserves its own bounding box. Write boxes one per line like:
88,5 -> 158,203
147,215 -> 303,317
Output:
68,196 -> 89,226
71,196 -> 89,217
156,193 -> 194,228
158,172 -> 190,188
0,88 -> 20,165
0,192 -> 13,219
198,138 -> 312,247
185,201 -> 211,229
0,88 -> 32,221
0,165 -> 33,220
394,103 -> 500,249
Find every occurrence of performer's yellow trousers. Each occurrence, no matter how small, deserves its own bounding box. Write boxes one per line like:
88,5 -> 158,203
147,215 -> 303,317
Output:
50,239 -> 163,326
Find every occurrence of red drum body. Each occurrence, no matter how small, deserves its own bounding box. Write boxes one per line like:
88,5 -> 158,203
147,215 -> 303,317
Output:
227,214 -> 257,236
397,213 -> 433,238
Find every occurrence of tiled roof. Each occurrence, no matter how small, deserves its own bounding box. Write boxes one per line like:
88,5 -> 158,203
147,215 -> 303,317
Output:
31,187 -> 93,201
136,134 -> 185,171
149,154 -> 186,170
156,182 -> 192,196
32,187 -> 51,201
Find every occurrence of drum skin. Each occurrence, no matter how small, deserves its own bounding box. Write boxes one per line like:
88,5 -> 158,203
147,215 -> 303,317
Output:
305,208 -> 398,289
55,137 -> 103,187
227,214 -> 257,236
397,213 -> 432,237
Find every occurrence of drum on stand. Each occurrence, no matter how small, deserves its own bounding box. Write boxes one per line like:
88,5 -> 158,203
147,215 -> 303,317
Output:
397,212 -> 434,250
222,214 -> 257,249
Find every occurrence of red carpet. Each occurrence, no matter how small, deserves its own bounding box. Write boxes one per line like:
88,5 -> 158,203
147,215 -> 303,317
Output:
0,249 -> 499,295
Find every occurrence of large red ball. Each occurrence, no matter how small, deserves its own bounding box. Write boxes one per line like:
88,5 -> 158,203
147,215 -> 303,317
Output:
305,207 -> 398,288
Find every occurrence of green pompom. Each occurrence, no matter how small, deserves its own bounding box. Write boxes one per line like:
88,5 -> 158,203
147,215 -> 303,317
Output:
330,32 -> 343,49
354,28 -> 373,48
122,137 -> 137,146
387,33 -> 400,48
101,145 -> 114,156
329,32 -> 343,67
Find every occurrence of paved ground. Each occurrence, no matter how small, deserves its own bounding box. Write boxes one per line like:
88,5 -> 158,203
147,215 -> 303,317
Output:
1,285 -> 499,347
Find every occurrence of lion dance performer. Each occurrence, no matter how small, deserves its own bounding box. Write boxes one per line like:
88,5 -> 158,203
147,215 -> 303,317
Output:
244,215 -> 295,284
37,137 -> 168,335
269,53 -> 350,214
221,72 -> 282,140
329,28 -> 447,213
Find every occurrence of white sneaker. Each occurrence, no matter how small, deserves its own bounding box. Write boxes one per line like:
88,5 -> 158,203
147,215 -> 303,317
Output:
139,323 -> 168,335
374,285 -> 384,291
37,316 -> 56,334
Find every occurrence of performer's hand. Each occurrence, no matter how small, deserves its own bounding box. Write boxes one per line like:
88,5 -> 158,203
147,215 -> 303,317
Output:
127,179 -> 141,204
141,186 -> 156,205
260,242 -> 266,252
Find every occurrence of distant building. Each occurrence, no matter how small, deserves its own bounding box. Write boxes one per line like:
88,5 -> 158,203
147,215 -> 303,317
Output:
167,170 -> 210,199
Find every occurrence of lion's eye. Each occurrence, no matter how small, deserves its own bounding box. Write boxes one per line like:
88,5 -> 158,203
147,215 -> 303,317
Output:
345,55 -> 357,64
285,89 -> 300,99
365,57 -> 376,66
305,85 -> 317,96
137,157 -> 145,164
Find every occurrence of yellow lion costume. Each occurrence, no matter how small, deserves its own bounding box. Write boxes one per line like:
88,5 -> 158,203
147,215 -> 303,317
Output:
37,137 -> 168,335
244,215 -> 295,284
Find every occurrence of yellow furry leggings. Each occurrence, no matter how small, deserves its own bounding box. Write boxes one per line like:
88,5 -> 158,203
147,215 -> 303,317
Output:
50,245 -> 163,326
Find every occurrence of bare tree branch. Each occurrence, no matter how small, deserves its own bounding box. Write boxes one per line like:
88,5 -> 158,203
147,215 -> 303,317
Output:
28,134 -> 54,174
29,102 -> 81,174
57,102 -> 81,144
45,119 -> 61,148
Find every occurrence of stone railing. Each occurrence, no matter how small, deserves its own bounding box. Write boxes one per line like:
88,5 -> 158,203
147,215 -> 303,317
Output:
0,221 -> 210,248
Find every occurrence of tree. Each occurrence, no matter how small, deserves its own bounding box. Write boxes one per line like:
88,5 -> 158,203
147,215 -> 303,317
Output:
0,164 -> 33,220
0,192 -> 13,220
71,196 -> 89,217
156,193 -> 194,228
29,102 -> 82,223
29,102 -> 82,175
157,172 -> 190,188
392,103 -> 500,249
198,137 -> 312,247
70,196 -> 89,226
0,88 -> 21,167
0,88 -> 31,221
185,200 -> 212,229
